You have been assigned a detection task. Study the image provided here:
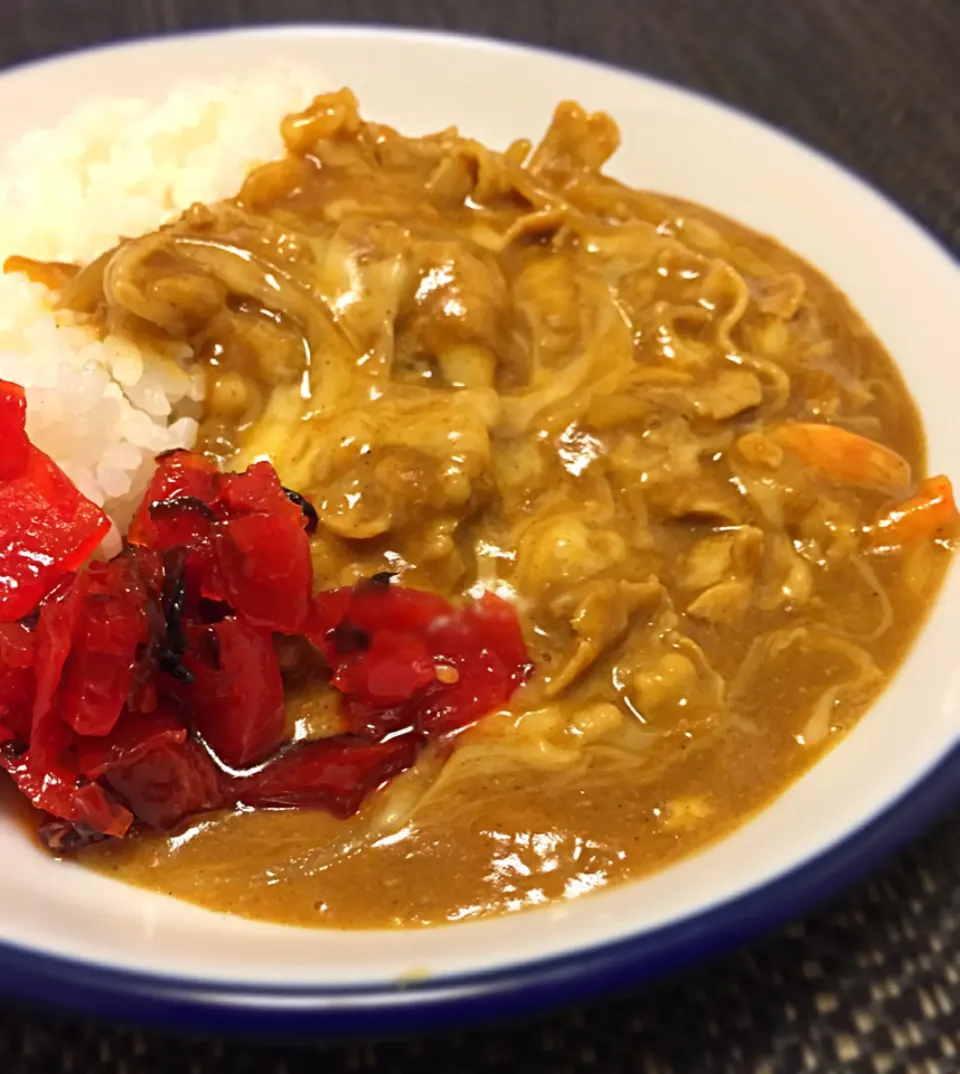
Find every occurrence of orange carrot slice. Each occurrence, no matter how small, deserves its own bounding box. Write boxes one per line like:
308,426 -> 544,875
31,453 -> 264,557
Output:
770,423 -> 912,496
869,474 -> 960,550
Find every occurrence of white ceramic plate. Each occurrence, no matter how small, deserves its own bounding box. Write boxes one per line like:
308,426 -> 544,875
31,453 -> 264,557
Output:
0,25 -> 958,1034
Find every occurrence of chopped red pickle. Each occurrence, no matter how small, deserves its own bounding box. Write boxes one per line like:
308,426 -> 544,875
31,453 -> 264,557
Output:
0,391 -> 532,849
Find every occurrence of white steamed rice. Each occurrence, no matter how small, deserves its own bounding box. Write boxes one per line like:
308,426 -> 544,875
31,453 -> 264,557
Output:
0,65 -> 317,553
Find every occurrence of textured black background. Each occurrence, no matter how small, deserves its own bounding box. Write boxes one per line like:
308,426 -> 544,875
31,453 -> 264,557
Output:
1,2 -> 960,1072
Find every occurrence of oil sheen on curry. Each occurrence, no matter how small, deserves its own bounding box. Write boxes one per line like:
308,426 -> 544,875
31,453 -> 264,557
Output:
33,92 -> 960,927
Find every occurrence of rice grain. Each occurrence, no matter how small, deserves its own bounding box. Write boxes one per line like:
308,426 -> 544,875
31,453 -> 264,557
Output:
0,64 -> 318,531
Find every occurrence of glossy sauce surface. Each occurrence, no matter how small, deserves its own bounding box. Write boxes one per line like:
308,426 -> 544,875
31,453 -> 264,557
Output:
77,92 -> 950,927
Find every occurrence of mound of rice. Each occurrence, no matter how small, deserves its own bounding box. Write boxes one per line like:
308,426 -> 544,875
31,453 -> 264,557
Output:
0,66 -> 316,552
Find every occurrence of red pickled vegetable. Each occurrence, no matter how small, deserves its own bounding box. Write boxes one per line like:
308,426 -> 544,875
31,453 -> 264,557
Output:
146,497 -> 217,550
307,587 -> 355,639
348,580 -> 452,634
333,629 -> 437,705
55,556 -> 151,737
0,376 -> 111,624
70,781 -> 133,838
104,737 -> 224,830
0,672 -> 34,741
0,620 -> 37,669
173,618 -> 286,769
0,622 -> 36,741
0,386 -> 533,847
313,582 -> 532,739
421,591 -> 532,733
214,511 -> 311,634
132,454 -> 312,633
211,463 -> 311,633
0,444 -> 110,623
76,704 -> 187,780
306,580 -> 449,713
217,461 -> 303,523
29,576 -> 84,772
0,739 -> 131,838
231,734 -> 418,817
0,380 -> 29,481
128,449 -> 220,546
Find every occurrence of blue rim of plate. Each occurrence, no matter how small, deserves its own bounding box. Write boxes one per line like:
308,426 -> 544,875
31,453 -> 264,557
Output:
0,24 -> 958,1037
1,739 -> 958,1036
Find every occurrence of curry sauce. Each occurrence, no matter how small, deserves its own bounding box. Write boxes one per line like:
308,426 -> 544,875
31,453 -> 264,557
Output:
65,91 -> 952,927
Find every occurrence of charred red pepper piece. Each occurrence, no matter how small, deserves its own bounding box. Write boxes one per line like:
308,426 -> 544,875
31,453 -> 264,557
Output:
76,704 -> 187,780
217,462 -> 302,521
307,587 -> 355,640
0,737 -> 132,838
29,575 -> 85,772
104,736 -> 224,830
132,455 -> 313,634
122,547 -> 165,713
171,617 -> 286,770
421,591 -> 532,734
311,582 -> 531,739
307,579 -> 449,712
0,622 -> 36,741
230,734 -> 419,817
0,444 -> 110,623
128,450 -> 220,547
332,629 -> 437,705
308,578 -> 451,650
212,463 -> 312,634
70,780 -> 134,837
0,396 -> 533,844
214,511 -> 311,634
147,497 -> 217,550
282,487 -> 319,534
0,379 -> 29,481
347,578 -> 453,634
56,556 -> 151,737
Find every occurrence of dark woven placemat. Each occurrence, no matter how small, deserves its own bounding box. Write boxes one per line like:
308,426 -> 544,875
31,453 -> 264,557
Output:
1,1 -> 959,1070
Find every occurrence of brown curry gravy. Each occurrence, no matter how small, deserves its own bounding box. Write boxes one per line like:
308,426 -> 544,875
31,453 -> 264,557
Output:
72,94 -> 949,927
